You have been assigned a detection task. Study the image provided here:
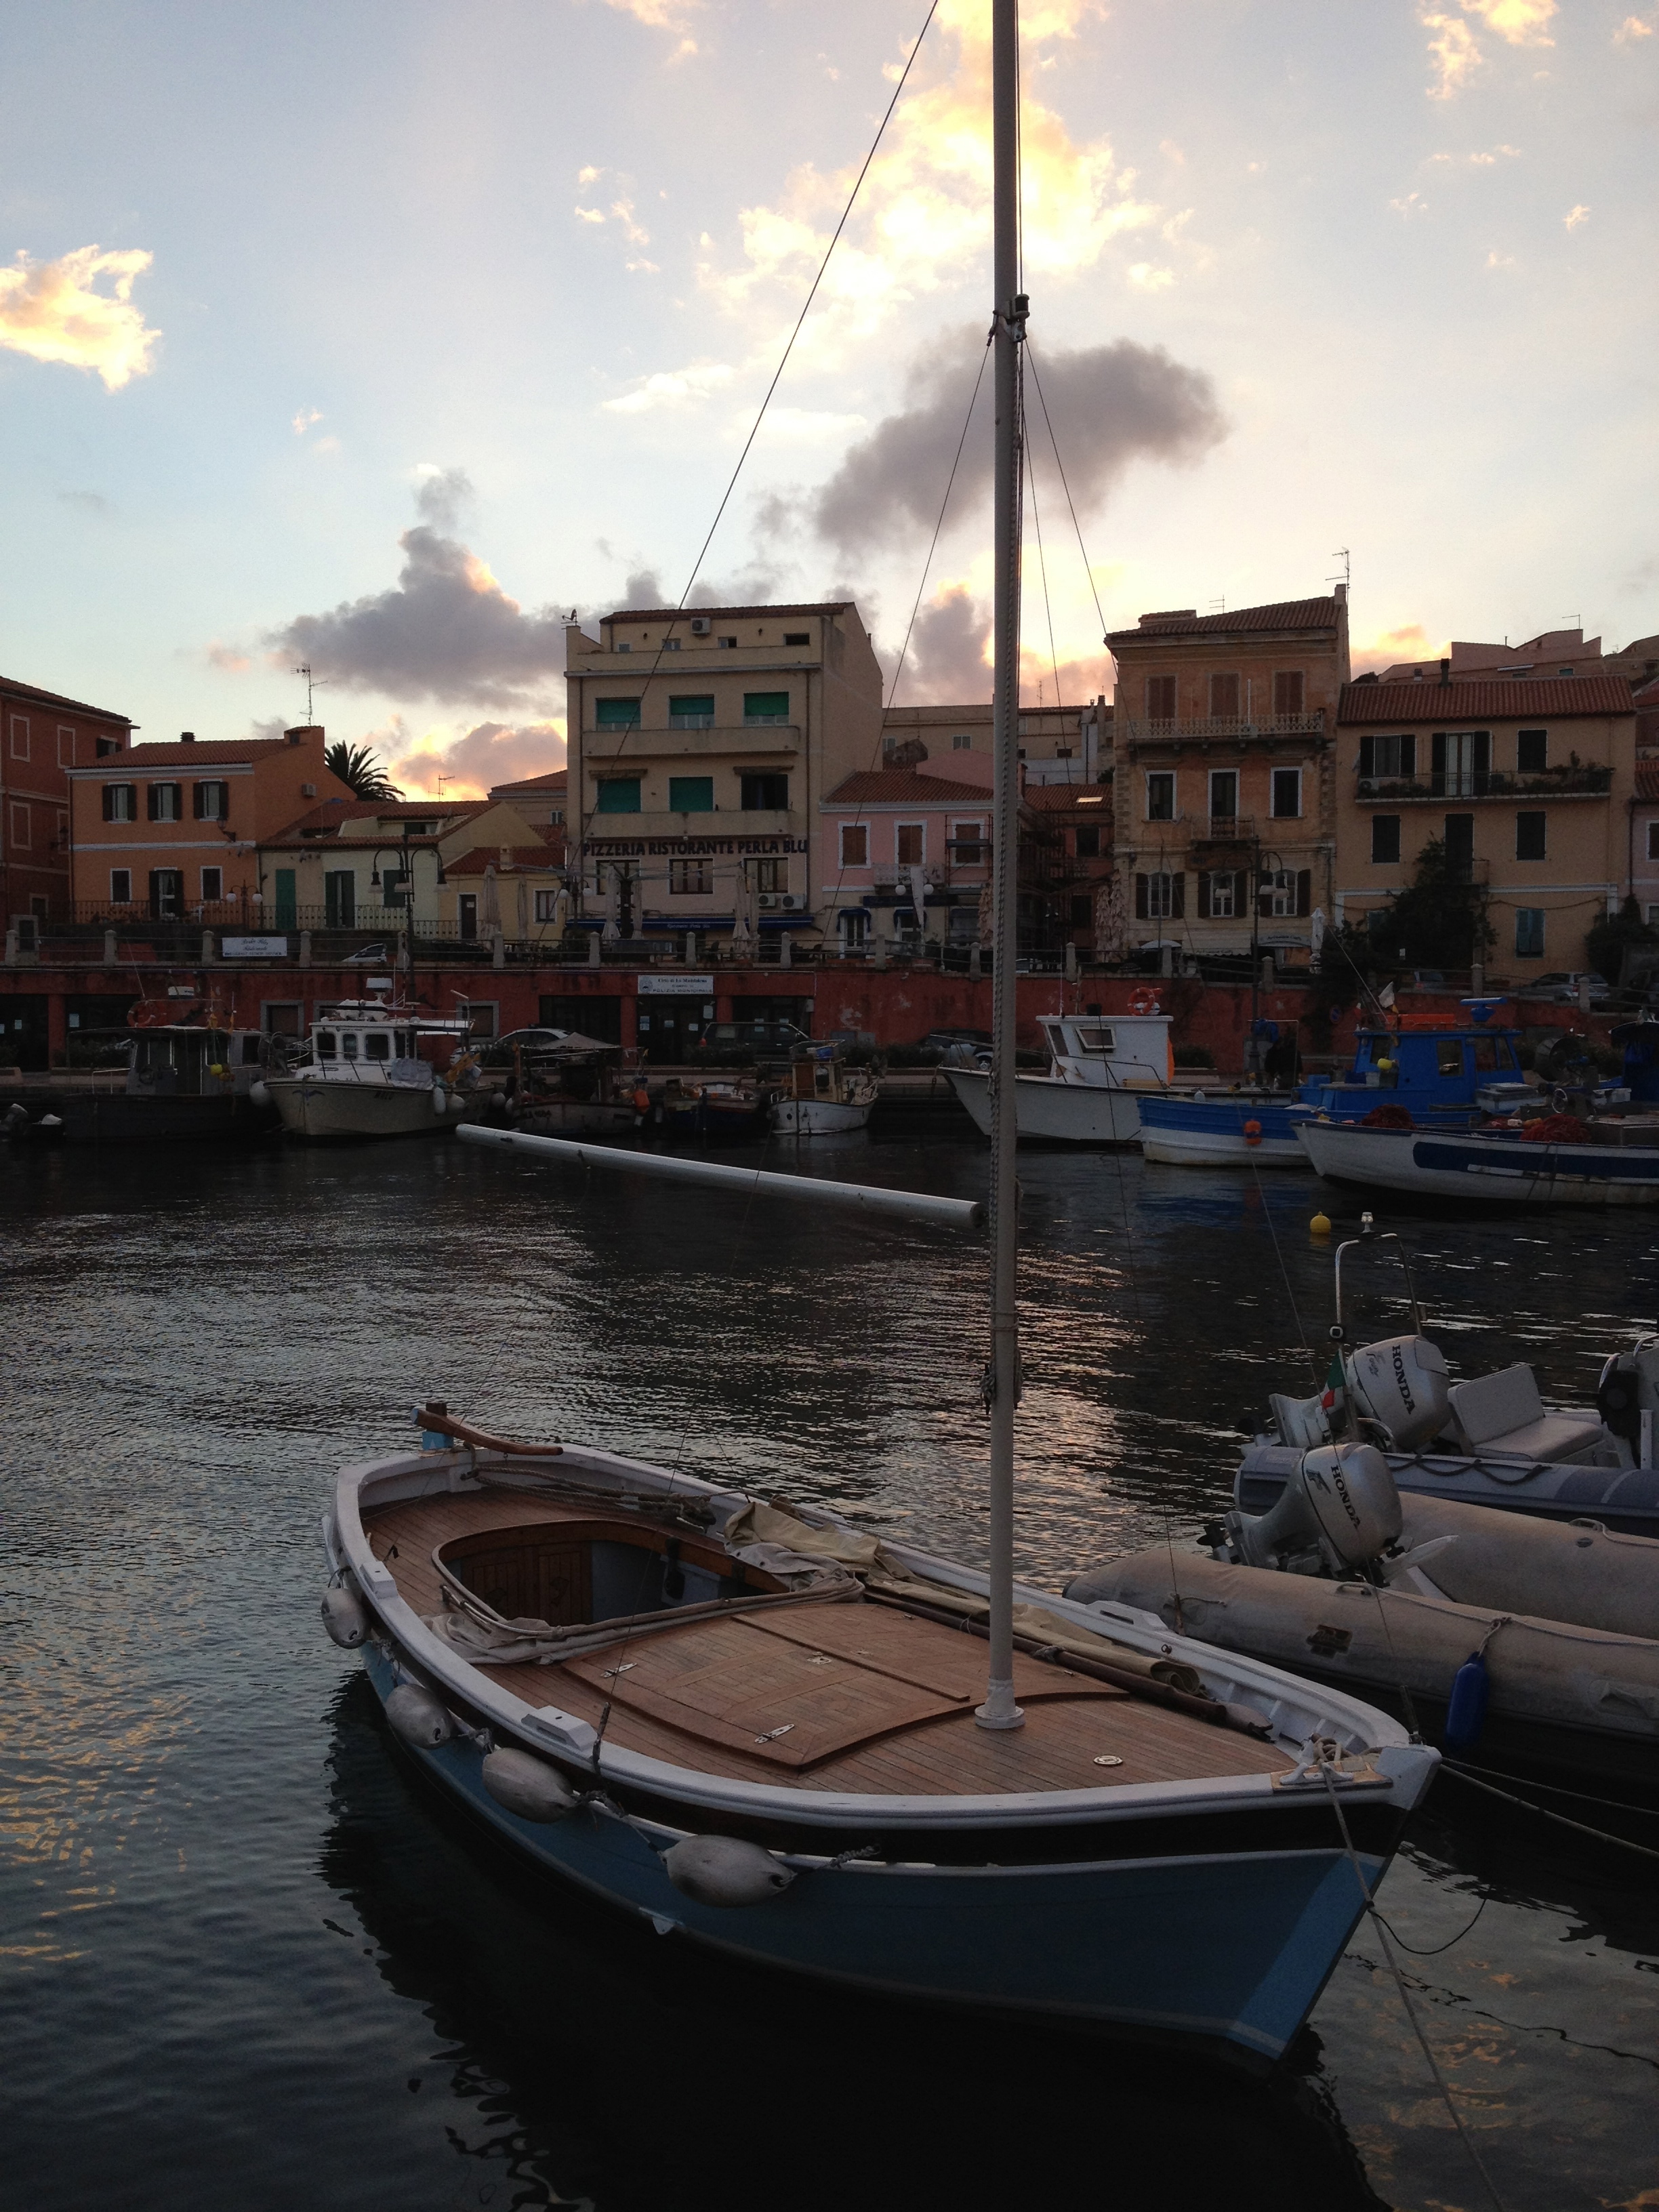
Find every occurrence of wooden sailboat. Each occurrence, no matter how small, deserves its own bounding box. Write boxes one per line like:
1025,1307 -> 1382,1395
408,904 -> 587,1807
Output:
316,1 -> 1437,2069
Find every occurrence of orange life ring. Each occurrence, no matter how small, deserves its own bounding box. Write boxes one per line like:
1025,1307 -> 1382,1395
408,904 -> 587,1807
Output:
1243,1118 -> 1263,1147
1128,987 -> 1160,1017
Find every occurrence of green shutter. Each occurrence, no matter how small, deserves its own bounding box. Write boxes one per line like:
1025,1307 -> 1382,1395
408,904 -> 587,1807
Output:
668,696 -> 715,724
668,776 -> 714,813
743,691 -> 790,722
595,697 -> 641,726
596,777 -> 641,814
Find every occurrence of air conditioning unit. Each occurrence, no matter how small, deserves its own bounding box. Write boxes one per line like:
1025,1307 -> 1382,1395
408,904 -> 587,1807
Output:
758,893 -> 777,909
781,895 -> 798,909
689,617 -> 712,636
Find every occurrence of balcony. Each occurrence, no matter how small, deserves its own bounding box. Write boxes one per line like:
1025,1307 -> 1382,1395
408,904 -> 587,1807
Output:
1355,764 -> 1612,803
580,723 -> 800,761
1122,712 -> 1326,751
1187,814 -> 1259,848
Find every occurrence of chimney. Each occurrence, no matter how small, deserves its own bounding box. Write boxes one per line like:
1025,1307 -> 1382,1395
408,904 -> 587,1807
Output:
1439,657 -> 1451,687
285,724 -> 323,745
180,730 -> 196,743
1334,582 -> 1347,605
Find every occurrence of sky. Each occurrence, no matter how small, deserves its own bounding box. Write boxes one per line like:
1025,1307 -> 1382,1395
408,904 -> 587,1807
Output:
0,0 -> 1653,795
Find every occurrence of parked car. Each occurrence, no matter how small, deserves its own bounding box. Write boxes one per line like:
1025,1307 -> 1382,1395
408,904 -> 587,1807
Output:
1523,971 -> 1614,1007
1404,968 -> 1446,991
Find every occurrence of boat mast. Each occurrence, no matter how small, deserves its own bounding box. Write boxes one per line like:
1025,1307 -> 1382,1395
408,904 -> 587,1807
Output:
977,0 -> 1025,1733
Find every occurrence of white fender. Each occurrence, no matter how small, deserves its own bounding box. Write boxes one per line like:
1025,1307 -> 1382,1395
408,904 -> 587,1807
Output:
249,1080 -> 271,1108
432,1084 -> 448,1115
386,1683 -> 453,1748
480,1747 -> 578,1823
662,1835 -> 795,1907
321,1584 -> 369,1648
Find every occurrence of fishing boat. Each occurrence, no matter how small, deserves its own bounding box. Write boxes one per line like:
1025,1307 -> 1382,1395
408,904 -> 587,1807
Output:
466,1030 -> 647,1139
316,1 -> 1437,2072
1296,1109 -> 1659,1205
945,1008 -> 1172,1145
773,1047 -> 877,1136
1136,1004 -> 1532,1169
1,1000 -> 279,1146
261,995 -> 477,1141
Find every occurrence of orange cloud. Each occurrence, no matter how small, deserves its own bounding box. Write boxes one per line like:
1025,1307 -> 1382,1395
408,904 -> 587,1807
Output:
1351,621 -> 1450,676
0,245 -> 158,388
387,716 -> 567,800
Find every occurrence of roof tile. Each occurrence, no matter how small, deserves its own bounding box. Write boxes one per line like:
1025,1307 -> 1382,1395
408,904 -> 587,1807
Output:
1108,597 -> 1342,643
1338,676 -> 1633,724
821,769 -> 995,806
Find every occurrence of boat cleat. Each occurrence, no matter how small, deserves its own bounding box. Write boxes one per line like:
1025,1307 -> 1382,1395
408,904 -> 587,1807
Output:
1272,1738 -> 1392,1791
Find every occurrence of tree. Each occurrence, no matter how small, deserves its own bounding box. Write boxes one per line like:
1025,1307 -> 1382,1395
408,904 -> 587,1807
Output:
1368,835 -> 1494,971
1586,894 -> 1657,986
324,741 -> 403,801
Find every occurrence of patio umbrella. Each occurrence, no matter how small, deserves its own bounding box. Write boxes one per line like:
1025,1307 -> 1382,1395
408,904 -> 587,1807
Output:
480,864 -> 501,934
516,877 -> 529,941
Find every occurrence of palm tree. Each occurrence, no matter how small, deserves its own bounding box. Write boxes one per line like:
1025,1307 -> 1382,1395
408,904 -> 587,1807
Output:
325,741 -> 404,801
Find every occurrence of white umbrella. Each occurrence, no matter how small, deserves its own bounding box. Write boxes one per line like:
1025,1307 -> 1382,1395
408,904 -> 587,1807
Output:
516,877 -> 529,941
480,863 -> 501,934
1309,904 -> 1326,959
602,863 -> 621,943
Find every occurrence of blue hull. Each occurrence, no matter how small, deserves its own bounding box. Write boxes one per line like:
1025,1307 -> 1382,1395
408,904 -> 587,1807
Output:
363,1647 -> 1384,2068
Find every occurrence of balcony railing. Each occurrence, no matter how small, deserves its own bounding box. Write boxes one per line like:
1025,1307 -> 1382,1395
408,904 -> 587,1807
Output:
1355,764 -> 1612,802
1122,712 -> 1326,745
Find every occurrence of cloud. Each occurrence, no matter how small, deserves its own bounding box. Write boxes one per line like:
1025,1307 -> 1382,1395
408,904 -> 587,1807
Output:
1389,191 -> 1431,217
1351,621 -> 1452,676
1421,14 -> 1483,96
292,407 -> 322,435
1463,0 -> 1555,39
1485,247 -> 1518,268
386,716 -> 567,800
701,1 -> 1162,345
1563,203 -> 1591,229
600,0 -> 699,58
268,471 -> 570,709
602,361 -> 734,413
811,325 -> 1225,556
610,556 -> 790,611
1422,0 -> 1555,98
895,586 -> 991,703
1425,144 -> 1521,165
58,489 -> 111,516
1615,12 -> 1656,39
207,641 -> 254,673
0,245 -> 158,388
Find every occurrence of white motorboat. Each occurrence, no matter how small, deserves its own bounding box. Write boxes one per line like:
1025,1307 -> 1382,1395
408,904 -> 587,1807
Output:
773,1048 -> 876,1135
945,1010 -> 1172,1145
263,996 -> 476,1141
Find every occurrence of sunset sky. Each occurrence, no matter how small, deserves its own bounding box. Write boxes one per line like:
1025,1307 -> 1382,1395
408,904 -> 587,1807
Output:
1,0 -> 1652,794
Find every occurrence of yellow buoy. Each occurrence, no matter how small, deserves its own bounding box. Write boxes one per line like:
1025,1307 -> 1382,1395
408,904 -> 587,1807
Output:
1309,1210 -> 1332,1238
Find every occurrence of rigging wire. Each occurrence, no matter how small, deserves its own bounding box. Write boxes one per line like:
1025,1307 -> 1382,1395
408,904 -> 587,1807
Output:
1024,342 -> 1106,637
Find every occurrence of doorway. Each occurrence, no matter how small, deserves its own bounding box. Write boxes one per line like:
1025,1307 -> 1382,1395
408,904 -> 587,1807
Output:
636,997 -> 714,1063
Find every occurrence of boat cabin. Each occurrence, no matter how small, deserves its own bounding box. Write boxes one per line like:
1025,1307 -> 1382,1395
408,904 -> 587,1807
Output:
1304,1017 -> 1530,1115
1037,1012 -> 1173,1090
127,1027 -> 264,1099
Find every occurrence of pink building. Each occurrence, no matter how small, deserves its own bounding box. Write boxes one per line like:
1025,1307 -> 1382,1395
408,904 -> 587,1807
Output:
818,762 -> 995,954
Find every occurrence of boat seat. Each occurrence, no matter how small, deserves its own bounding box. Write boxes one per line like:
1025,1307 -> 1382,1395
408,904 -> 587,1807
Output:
1447,1365 -> 1605,1465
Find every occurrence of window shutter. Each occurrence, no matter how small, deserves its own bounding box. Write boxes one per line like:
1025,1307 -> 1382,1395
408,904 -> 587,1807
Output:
1170,872 -> 1185,919
1296,869 -> 1312,917
1359,736 -> 1374,779
1197,872 -> 1211,919
1401,734 -> 1416,778
1234,869 -> 1249,914
1134,874 -> 1148,920
1431,733 -> 1446,779
1473,731 -> 1490,775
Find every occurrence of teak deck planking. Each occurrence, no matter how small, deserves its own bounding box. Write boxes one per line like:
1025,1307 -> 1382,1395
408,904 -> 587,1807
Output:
363,1486 -> 1292,1795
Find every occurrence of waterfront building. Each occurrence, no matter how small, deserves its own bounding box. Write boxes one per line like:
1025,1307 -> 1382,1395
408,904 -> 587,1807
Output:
3,674 -> 134,937
1334,673 -> 1636,974
1025,782 -> 1116,956
817,763 -> 996,956
1107,594 -> 1349,960
1376,626 -> 1613,684
66,724 -> 352,930
1624,679 -> 1659,926
255,794 -> 544,936
878,698 -> 1109,786
564,601 -> 884,948
488,768 -> 567,853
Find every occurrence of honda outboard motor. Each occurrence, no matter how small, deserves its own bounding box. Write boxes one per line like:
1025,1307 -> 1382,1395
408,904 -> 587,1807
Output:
1225,1441 -> 1403,1578
1347,1335 -> 1451,1450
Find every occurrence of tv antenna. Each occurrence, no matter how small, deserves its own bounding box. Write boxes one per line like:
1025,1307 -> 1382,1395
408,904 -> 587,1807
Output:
294,663 -> 329,722
1209,594 -> 1226,614
1328,548 -> 1351,588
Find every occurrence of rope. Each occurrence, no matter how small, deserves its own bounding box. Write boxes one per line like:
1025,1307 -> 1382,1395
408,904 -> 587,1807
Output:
1023,342 -> 1107,636
1439,1761 -> 1659,1862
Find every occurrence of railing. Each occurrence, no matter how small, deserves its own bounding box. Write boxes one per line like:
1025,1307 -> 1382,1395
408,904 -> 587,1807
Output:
1120,712 -> 1326,744
1355,765 -> 1612,801
1189,815 -> 1258,843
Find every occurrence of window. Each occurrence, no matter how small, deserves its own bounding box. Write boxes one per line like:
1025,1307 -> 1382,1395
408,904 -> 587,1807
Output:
102,783 -> 136,822
193,781 -> 228,821
1359,735 -> 1416,781
1431,731 -> 1490,797
1054,746 -> 1073,759
58,726 -> 75,767
1258,867 -> 1312,918
1145,674 -> 1176,721
148,868 -> 184,920
1648,822 -> 1659,863
596,777 -> 641,813
380,868 -> 409,909
9,802 -> 29,848
1437,1041 -> 1465,1077
110,868 -> 132,904
783,632 -> 811,646
340,1031 -> 360,1060
951,820 -> 985,863
896,823 -> 924,865
1515,908 -> 1545,958
201,866 -> 223,903
1516,811 -> 1547,861
323,872 -> 356,927
1209,674 -> 1240,719
1372,815 -> 1401,865
147,782 -> 182,821
1271,767 -> 1303,819
718,636 -> 737,649
9,716 -> 28,760
365,1032 -> 392,1062
96,735 -> 122,758
743,691 -> 790,724
668,696 -> 714,730
1198,869 -> 1243,920
840,823 -> 869,868
1073,823 -> 1099,860
1134,871 -> 1185,920
740,773 -> 788,811
613,642 -> 632,653
668,775 -> 714,812
1273,672 -> 1304,717
1145,771 -> 1175,821
594,697 -> 641,728
661,638 -> 680,651
534,890 -> 562,923
952,732 -> 973,750
539,994 -> 622,1043
1208,769 -> 1237,821
1517,729 -> 1548,774
670,858 -> 712,895
838,907 -> 869,951
752,857 -> 783,894
316,1029 -> 338,1059
1443,815 -> 1475,879
1070,894 -> 1093,928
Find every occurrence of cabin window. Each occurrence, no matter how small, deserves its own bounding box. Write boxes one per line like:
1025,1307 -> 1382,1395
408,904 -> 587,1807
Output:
340,1032 -> 359,1060
896,823 -> 924,865
200,866 -> 223,903
1145,772 -> 1175,821
668,776 -> 714,812
110,868 -> 132,903
1071,1023 -> 1115,1054
1145,674 -> 1176,722
1208,769 -> 1237,821
365,1032 -> 391,1061
193,781 -> 228,821
596,777 -> 641,813
1271,767 -> 1302,819
1515,811 -> 1546,861
595,697 -> 641,727
1473,1038 -> 1500,1071
316,1031 -> 337,1059
840,823 -> 868,867
147,782 -> 182,821
670,857 -> 712,895
668,697 -> 715,731
1517,729 -> 1548,775
395,1032 -> 415,1054
102,783 -> 136,821
1273,671 -> 1304,716
1515,909 -> 1545,958
1359,735 -> 1416,781
1437,1041 -> 1464,1076
1371,815 -> 1401,865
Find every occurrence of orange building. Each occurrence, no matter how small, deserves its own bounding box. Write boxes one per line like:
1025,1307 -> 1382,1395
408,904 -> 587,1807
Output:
66,724 -> 352,925
3,674 -> 134,932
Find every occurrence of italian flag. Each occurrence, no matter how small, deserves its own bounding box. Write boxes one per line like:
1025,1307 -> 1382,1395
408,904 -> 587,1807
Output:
1320,1356 -> 1347,1422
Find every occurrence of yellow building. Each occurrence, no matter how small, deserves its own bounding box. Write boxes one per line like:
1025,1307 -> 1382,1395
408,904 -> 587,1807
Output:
257,796 -> 548,935
564,600 -> 883,947
1334,674 -> 1637,975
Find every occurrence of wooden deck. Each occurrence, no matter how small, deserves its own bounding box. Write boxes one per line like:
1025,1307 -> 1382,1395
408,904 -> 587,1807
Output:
364,1486 -> 1292,1797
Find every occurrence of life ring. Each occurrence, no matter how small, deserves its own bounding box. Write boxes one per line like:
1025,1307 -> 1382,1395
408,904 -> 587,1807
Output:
1127,987 -> 1160,1017
1243,1118 -> 1263,1147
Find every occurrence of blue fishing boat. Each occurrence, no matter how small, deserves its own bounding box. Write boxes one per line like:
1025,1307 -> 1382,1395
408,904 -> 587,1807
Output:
1137,1000 -> 1533,1168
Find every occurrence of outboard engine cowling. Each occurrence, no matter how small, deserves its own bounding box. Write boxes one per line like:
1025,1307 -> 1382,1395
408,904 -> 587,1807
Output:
1347,1335 -> 1451,1450
1226,1441 -> 1402,1576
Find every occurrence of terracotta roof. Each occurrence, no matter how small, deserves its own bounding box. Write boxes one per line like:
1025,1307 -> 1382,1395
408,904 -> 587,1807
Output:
260,830 -> 443,853
1338,676 -> 1634,724
68,735 -> 312,769
1633,676 -> 1659,708
1108,598 -> 1342,644
266,798 -> 356,838
603,601 -> 850,624
489,769 -> 567,795
1635,764 -> 1659,800
1025,783 -> 1113,812
821,770 -> 996,806
0,675 -> 133,722
443,844 -> 565,875
341,798 -> 488,821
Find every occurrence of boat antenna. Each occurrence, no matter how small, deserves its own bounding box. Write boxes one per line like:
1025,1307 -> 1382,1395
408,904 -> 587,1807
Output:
977,0 -> 1025,1734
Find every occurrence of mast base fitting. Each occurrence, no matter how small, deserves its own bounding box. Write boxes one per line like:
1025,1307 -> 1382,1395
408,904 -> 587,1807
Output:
975,1682 -> 1026,1732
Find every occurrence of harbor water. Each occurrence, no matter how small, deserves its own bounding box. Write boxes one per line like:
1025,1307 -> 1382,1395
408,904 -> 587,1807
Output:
3,1134 -> 1657,2211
